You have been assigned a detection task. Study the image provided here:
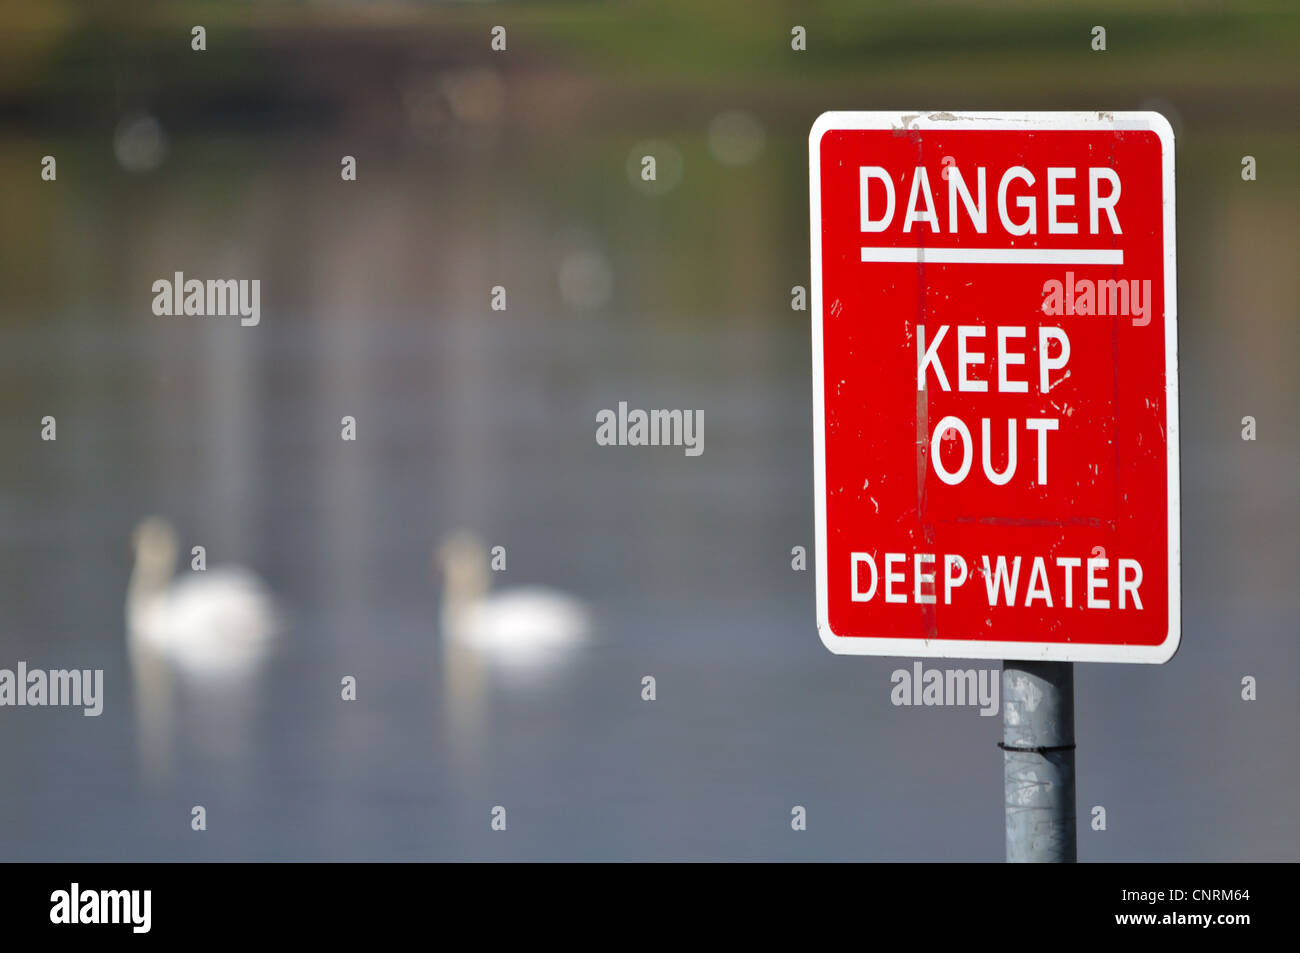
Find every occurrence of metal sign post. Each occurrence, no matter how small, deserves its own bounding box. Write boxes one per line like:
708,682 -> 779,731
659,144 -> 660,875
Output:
1002,660 -> 1076,862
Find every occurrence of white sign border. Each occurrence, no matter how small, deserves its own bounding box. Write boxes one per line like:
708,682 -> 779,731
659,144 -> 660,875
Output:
809,110 -> 1180,664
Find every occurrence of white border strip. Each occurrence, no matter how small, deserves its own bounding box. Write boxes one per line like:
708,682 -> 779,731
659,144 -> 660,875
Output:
861,247 -> 1122,265
809,111 -> 1179,664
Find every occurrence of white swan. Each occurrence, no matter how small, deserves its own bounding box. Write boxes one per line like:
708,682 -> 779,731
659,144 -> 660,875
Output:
126,517 -> 279,679
436,531 -> 592,673
436,530 -> 591,763
126,516 -> 280,783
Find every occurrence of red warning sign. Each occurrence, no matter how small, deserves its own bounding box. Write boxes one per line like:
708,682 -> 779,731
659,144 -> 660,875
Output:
810,112 -> 1178,662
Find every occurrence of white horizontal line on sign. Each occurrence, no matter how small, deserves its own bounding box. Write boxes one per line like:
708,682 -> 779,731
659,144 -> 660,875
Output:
860,247 -> 1123,265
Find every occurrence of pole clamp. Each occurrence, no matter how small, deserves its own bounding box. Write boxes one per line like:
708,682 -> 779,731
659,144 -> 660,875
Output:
998,741 -> 1076,754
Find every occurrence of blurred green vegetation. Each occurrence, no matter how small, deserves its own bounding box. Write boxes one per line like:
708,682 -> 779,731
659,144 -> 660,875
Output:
0,0 -> 1295,322
1,1 -> 1297,119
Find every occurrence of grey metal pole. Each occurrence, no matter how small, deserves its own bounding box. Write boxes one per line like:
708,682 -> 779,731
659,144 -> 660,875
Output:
1002,660 -> 1076,862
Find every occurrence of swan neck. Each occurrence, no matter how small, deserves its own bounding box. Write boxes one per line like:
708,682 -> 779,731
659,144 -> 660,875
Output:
128,553 -> 174,609
445,566 -> 488,611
